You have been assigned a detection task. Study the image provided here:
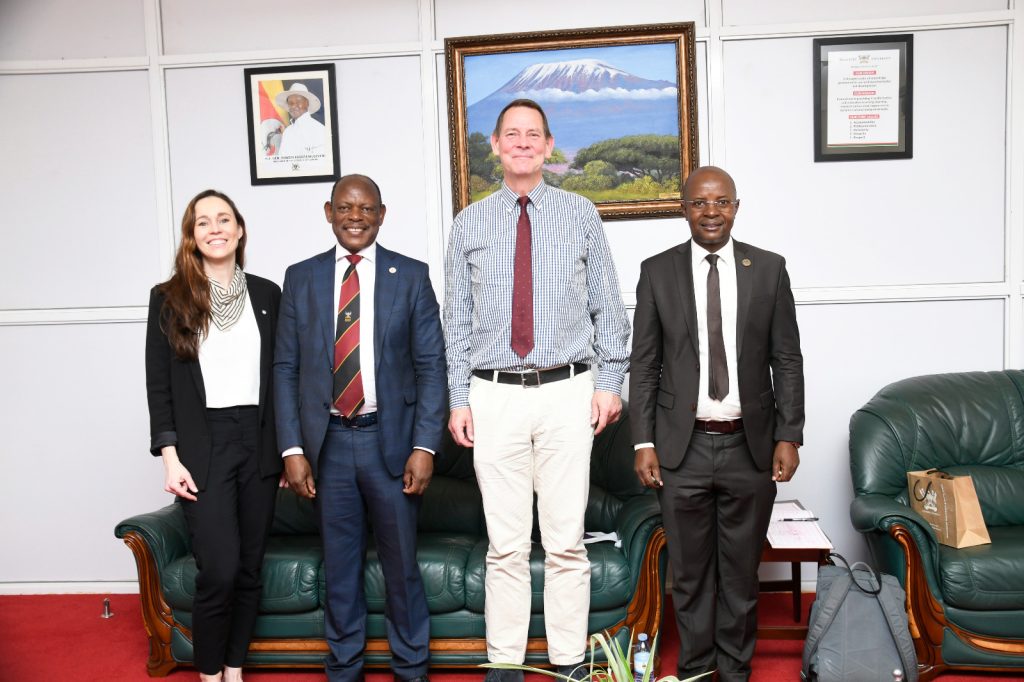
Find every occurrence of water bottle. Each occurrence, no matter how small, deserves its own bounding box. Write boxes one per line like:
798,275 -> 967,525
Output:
633,632 -> 651,682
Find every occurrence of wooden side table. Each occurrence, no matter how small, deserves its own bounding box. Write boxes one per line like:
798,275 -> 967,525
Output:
756,543 -> 830,640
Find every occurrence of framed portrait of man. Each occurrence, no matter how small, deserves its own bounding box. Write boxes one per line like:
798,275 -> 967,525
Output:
243,63 -> 340,185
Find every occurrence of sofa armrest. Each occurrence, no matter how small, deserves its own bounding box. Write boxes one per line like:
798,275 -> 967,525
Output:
614,494 -> 662,565
114,502 -> 190,571
849,493 -> 943,598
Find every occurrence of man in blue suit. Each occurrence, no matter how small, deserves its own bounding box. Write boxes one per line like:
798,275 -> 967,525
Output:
274,174 -> 447,682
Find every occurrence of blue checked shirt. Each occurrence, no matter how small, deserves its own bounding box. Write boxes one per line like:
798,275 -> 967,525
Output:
444,181 -> 631,408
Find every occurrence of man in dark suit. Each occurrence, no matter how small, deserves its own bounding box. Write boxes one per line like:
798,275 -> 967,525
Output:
274,174 -> 447,682
629,166 -> 804,682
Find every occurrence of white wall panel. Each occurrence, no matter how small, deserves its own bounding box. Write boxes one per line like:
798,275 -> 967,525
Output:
0,323 -> 166,583
160,0 -> 420,55
722,27 -> 1006,289
0,0 -> 146,60
789,298 -> 1004,566
434,0 -> 706,39
724,0 -> 1007,27
0,71 -> 160,310
165,56 -> 428,287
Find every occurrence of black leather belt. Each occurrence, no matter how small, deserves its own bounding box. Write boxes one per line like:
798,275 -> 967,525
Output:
472,362 -> 589,388
331,412 -> 378,428
694,418 -> 743,434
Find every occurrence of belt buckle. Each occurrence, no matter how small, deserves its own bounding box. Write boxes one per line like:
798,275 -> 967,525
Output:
520,369 -> 541,388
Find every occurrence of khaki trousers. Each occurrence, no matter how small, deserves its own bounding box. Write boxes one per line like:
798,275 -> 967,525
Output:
469,370 -> 595,665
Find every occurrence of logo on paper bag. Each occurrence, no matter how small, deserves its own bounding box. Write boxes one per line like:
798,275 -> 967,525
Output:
922,487 -> 938,513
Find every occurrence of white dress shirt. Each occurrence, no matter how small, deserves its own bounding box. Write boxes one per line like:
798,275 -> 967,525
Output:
692,238 -> 742,421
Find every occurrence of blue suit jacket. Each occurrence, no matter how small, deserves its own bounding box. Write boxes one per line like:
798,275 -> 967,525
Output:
273,244 -> 447,477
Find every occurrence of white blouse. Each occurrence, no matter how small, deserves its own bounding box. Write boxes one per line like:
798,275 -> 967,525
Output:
199,301 -> 261,408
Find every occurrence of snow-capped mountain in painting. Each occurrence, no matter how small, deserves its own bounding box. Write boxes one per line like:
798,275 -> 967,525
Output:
467,59 -> 679,152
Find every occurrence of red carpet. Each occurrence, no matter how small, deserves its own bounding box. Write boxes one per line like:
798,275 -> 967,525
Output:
0,592 -> 1019,681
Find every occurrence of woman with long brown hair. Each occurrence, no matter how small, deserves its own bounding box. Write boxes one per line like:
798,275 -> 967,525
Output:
145,189 -> 282,682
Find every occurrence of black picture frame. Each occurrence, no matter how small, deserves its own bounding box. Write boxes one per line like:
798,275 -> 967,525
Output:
243,63 -> 340,185
813,34 -> 913,162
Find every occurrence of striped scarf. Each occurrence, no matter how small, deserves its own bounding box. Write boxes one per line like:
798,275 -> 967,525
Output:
208,266 -> 248,331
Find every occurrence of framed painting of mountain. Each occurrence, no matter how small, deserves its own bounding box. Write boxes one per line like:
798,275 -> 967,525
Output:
445,23 -> 698,220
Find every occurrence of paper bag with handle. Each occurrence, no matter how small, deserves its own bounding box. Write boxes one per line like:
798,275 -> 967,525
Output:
907,469 -> 991,548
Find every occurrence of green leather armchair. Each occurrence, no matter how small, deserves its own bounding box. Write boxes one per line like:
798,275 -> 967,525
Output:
116,404 -> 667,676
849,371 -> 1024,679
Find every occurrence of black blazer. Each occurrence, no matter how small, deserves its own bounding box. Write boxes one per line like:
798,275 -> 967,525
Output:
629,239 -> 804,471
145,274 -> 283,490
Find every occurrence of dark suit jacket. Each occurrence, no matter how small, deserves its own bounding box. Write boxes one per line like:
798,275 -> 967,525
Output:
145,274 -> 283,490
273,244 -> 447,478
629,239 -> 804,471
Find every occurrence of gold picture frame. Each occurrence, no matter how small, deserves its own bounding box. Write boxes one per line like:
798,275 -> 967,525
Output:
445,23 -> 698,220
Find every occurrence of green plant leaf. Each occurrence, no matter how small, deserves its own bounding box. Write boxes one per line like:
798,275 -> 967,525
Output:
478,631 -> 713,682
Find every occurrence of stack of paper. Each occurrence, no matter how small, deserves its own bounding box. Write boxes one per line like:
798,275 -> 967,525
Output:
767,501 -> 833,549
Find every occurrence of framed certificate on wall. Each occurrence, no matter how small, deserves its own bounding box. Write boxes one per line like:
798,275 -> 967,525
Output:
813,34 -> 913,162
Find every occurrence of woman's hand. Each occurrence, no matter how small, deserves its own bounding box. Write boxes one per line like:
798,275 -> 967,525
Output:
161,446 -> 198,501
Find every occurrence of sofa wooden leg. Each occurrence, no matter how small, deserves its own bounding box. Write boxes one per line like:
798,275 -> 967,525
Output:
123,531 -> 179,677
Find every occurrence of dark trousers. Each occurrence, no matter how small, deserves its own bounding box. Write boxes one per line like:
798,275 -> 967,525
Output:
317,419 -> 430,682
180,406 -> 278,674
659,430 -> 776,682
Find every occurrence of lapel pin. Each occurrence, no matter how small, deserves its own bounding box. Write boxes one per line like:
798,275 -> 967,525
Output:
261,309 -> 267,315
389,266 -> 397,274
742,258 -> 752,267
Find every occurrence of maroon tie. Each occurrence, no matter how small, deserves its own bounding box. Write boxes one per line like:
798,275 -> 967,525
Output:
333,255 -> 364,418
511,195 -> 534,358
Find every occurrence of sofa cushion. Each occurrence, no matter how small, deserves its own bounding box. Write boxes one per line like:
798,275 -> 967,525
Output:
419,476 -> 485,535
464,538 -> 632,613
270,487 -> 318,535
162,535 -> 322,614
940,525 -> 1024,609
314,533 -> 477,615
373,533 -> 475,614
850,371 -> 1024,498
936,465 -> 1024,527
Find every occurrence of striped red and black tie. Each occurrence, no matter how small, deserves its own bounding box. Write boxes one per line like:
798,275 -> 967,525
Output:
333,254 -> 364,418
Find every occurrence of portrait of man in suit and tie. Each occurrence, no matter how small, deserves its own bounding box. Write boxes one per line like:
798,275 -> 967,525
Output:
273,174 -> 447,682
629,166 -> 805,682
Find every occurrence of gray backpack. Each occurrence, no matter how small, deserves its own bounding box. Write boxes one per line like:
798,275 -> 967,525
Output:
801,553 -> 918,682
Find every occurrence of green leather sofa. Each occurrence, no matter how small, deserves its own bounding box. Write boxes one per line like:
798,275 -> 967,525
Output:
116,405 -> 667,676
849,371 -> 1024,680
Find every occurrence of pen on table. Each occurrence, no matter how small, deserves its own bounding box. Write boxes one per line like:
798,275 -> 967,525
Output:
779,517 -> 819,522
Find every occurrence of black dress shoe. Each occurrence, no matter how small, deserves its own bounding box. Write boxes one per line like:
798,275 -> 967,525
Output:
483,669 -> 524,682
555,663 -> 590,681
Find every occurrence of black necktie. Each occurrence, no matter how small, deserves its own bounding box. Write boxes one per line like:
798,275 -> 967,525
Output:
706,254 -> 729,401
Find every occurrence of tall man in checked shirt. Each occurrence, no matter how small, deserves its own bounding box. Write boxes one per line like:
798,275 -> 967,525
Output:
444,99 -> 631,681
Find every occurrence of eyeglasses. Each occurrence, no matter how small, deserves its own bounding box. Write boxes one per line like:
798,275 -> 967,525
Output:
683,199 -> 740,211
